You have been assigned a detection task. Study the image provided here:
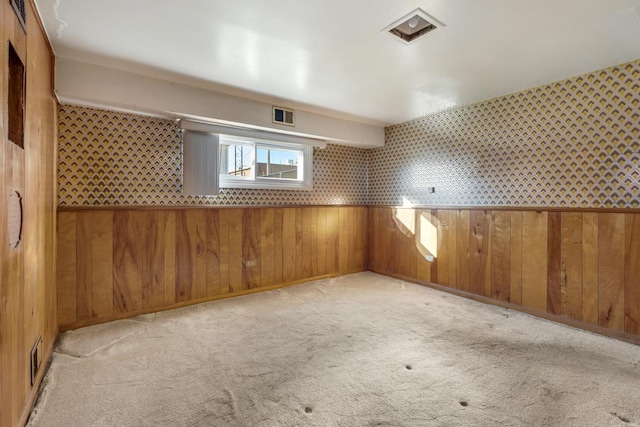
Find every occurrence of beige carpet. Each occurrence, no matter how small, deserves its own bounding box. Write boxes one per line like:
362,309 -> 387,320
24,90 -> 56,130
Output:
29,272 -> 640,426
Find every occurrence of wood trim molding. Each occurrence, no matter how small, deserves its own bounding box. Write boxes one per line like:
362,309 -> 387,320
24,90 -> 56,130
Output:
57,204 -> 370,212
368,205 -> 640,214
370,268 -> 640,347
59,271 -> 362,331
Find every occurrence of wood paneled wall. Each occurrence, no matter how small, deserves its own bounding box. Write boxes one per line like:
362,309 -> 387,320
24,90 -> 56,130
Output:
1,1 -> 58,426
369,207 -> 640,340
57,206 -> 368,329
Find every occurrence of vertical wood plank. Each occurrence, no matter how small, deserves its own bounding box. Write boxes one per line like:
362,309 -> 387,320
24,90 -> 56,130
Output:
547,212 -> 562,315
369,208 -> 379,271
327,207 -> 339,274
175,210 -> 196,302
348,207 -> 358,272
469,210 -> 491,297
598,213 -> 625,331
436,210 -> 450,286
56,212 -> 77,324
218,209 -> 230,294
510,211 -> 523,305
338,207 -> 349,274
228,208 -> 244,293
317,207 -> 327,275
490,211 -> 511,302
310,207 -> 319,277
456,210 -> 470,292
625,214 -> 640,335
142,211 -> 165,309
521,211 -> 548,311
396,209 -> 412,278
113,211 -> 144,313
163,211 -> 176,305
356,207 -> 368,277
407,210 -> 416,278
302,207 -> 312,278
295,208 -> 304,280
430,210 -> 439,283
282,208 -> 297,281
273,208 -> 284,284
447,210 -> 457,289
388,209 -> 401,274
416,209 -> 432,283
76,213 -> 92,320
560,212 -> 583,320
91,211 -> 114,316
582,213 -> 599,324
206,209 -> 221,296
242,208 -> 261,289
195,210 -> 207,299
260,209 -> 275,288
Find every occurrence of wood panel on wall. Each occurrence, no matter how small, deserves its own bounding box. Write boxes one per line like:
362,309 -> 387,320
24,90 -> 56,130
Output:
1,1 -> 58,426
369,207 -> 640,341
56,206 -> 368,329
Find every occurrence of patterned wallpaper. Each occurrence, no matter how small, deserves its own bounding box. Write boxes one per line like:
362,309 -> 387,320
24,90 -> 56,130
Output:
59,60 -> 640,209
369,60 -> 640,208
57,105 -> 369,206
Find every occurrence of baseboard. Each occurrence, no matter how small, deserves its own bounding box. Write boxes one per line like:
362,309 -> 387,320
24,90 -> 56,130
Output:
18,328 -> 60,427
368,268 -> 640,347
59,270 -> 365,331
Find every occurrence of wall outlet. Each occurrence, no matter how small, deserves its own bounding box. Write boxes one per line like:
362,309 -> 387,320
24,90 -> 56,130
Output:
244,260 -> 257,267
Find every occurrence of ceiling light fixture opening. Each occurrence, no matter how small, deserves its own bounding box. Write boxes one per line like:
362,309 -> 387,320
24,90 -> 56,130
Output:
383,8 -> 445,44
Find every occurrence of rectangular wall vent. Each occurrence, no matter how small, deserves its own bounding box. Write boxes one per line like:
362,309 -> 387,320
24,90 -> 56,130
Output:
30,335 -> 42,386
8,42 -> 25,148
273,106 -> 295,126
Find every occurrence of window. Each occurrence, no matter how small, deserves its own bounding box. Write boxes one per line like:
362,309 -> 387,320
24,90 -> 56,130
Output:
219,134 -> 312,190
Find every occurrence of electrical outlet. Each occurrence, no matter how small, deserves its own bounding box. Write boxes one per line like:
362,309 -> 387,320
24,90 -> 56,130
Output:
245,260 -> 257,267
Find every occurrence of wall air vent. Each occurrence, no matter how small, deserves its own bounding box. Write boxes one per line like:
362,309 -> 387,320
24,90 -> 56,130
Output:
383,8 -> 444,45
273,106 -> 295,126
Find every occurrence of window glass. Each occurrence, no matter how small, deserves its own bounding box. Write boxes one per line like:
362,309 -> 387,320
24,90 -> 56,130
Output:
256,147 -> 301,180
220,141 -> 253,178
218,135 -> 312,190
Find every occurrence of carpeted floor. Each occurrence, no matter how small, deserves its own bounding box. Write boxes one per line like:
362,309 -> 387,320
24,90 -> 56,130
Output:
28,272 -> 640,426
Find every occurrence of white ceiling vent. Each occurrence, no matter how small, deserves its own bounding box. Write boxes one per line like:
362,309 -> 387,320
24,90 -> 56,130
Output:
383,8 -> 445,44
273,106 -> 295,126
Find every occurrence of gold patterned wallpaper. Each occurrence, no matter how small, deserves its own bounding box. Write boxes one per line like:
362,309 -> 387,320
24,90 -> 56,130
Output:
57,105 -> 369,206
59,60 -> 640,208
369,60 -> 640,208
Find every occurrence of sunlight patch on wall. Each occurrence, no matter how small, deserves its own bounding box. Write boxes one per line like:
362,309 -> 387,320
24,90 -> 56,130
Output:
418,211 -> 438,258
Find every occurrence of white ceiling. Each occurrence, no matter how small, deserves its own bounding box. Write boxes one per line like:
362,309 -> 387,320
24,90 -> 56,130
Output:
34,0 -> 640,126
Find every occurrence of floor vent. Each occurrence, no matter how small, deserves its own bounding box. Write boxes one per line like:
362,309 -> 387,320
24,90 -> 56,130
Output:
383,8 -> 444,44
30,335 -> 42,386
273,106 -> 295,126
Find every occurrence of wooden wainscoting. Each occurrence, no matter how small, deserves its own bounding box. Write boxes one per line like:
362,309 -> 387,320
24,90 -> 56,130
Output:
57,206 -> 368,329
368,207 -> 640,342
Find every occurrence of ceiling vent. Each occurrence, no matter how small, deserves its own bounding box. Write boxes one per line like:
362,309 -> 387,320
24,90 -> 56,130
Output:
383,8 -> 444,44
273,106 -> 295,126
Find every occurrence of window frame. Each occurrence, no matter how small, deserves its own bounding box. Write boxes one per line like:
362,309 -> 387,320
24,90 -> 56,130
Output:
218,134 -> 313,191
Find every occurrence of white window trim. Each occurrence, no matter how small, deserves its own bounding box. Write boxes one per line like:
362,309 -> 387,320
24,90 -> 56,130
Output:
219,135 -> 313,191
